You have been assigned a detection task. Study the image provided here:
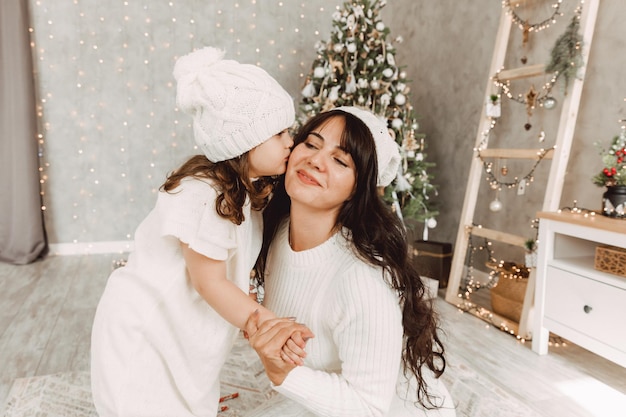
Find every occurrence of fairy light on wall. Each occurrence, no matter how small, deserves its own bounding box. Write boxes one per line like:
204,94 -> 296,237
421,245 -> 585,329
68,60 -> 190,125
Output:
28,0 -> 339,253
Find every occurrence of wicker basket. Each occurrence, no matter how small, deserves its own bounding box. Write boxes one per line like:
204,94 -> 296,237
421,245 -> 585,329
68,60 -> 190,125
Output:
491,276 -> 528,323
594,245 -> 626,277
487,261 -> 530,323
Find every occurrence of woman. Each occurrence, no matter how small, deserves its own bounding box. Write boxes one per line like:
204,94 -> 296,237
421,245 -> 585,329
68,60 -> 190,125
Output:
246,106 -> 456,416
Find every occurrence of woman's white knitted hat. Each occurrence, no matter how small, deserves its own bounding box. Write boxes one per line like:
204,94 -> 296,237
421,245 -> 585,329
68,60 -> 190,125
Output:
334,106 -> 400,187
173,47 -> 295,162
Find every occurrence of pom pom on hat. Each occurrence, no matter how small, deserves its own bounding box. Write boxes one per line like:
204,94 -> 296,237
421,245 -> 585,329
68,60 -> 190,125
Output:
334,106 -> 400,187
173,47 -> 295,162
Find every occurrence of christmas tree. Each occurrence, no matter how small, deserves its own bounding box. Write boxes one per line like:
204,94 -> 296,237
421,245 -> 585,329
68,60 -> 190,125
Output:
298,0 -> 438,229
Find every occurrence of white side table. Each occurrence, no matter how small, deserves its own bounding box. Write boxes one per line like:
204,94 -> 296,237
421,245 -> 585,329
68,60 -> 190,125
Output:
532,211 -> 626,368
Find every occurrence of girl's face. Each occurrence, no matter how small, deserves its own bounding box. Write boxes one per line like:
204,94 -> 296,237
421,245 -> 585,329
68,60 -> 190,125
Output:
248,129 -> 293,178
285,116 -> 356,213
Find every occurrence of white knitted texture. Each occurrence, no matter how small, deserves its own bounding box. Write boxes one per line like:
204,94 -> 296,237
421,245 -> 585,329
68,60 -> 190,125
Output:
174,47 -> 295,162
334,106 -> 401,187
262,222 -> 404,417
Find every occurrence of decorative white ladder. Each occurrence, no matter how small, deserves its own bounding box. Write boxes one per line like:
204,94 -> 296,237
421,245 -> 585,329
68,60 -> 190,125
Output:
444,0 -> 600,339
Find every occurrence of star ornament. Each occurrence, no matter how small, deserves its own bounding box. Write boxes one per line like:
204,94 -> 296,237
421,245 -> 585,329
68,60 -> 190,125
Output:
524,85 -> 538,116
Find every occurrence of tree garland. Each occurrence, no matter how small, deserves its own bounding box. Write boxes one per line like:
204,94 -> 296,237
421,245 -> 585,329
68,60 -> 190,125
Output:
545,4 -> 585,91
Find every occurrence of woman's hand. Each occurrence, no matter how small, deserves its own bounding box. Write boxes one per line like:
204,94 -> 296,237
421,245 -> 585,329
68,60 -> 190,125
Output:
245,311 -> 314,386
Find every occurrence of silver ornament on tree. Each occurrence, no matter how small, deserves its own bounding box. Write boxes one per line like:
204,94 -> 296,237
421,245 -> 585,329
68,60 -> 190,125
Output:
422,217 -> 438,241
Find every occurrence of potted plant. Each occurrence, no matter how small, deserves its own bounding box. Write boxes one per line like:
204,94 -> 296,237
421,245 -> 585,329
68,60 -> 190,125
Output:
524,238 -> 537,268
593,132 -> 626,218
486,94 -> 501,118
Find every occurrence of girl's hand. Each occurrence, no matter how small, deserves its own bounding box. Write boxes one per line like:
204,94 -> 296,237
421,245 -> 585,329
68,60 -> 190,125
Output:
281,331 -> 308,366
245,312 -> 314,385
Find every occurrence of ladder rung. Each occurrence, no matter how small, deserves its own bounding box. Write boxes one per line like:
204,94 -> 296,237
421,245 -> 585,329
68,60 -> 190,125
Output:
470,226 -> 526,248
496,64 -> 545,81
477,148 -> 554,160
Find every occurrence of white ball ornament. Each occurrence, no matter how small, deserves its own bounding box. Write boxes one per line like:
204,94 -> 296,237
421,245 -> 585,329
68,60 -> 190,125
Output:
489,199 -> 503,212
543,96 -> 557,109
391,118 -> 403,129
376,22 -> 385,31
394,93 -> 406,105
333,43 -> 344,53
382,68 -> 394,78
399,71 -> 407,79
347,43 -> 357,53
426,218 -> 437,228
313,66 -> 326,78
370,79 -> 380,90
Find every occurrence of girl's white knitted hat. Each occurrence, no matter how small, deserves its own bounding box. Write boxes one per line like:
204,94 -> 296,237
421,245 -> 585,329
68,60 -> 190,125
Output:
334,106 -> 400,187
173,47 -> 295,162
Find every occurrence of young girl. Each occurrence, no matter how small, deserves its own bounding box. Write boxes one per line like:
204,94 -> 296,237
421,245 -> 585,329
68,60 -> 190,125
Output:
90,47 -> 311,417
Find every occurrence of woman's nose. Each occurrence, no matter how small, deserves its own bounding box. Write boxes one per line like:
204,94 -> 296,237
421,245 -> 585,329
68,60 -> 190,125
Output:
307,153 -> 325,170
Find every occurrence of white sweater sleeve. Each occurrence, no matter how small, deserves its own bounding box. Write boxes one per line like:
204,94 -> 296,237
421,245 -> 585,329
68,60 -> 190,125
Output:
273,264 -> 404,417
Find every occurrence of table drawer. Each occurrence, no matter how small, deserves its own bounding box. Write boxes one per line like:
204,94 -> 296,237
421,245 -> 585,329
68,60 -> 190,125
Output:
545,266 -> 626,353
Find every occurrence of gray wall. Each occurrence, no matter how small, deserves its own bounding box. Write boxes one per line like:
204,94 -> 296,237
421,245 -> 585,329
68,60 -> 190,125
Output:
29,0 -> 625,256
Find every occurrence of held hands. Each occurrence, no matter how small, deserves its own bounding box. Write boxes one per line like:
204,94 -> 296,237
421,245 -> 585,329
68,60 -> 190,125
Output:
245,311 -> 314,386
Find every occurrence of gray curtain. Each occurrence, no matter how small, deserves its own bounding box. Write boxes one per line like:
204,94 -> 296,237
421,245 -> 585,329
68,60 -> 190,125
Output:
0,0 -> 47,264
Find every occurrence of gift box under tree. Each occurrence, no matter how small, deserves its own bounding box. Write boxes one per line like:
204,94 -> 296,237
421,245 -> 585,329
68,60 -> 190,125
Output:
410,240 -> 453,288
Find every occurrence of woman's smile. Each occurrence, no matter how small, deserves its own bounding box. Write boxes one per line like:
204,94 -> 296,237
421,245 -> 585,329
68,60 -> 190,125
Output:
296,169 -> 321,186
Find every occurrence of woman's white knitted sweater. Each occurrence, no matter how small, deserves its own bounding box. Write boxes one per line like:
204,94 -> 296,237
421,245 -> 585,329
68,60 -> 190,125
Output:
262,220 -> 404,417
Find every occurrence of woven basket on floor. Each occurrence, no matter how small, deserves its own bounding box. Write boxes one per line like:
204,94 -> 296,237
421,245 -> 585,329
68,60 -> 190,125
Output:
487,261 -> 529,323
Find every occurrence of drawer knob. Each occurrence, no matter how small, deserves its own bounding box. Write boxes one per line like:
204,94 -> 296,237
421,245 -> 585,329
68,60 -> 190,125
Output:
583,305 -> 593,314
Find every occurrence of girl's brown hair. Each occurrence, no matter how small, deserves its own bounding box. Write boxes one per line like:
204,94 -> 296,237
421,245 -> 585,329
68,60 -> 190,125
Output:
160,154 -> 275,224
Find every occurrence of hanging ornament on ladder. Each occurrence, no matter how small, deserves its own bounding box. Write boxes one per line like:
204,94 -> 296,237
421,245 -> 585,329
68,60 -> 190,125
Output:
502,0 -> 564,65
524,85 -> 538,130
489,188 -> 503,212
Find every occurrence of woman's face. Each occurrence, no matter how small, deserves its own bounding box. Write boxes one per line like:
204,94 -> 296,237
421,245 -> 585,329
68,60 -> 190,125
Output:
285,116 -> 356,213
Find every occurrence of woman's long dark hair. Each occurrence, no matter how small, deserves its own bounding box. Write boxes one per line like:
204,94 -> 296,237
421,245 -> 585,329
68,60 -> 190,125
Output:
255,109 -> 446,408
160,154 -> 275,225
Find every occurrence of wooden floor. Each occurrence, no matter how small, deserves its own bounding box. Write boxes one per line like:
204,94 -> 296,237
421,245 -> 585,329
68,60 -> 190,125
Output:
1,253 -> 625,416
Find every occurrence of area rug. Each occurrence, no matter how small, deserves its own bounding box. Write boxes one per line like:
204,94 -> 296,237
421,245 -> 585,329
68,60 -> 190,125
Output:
2,336 -> 541,417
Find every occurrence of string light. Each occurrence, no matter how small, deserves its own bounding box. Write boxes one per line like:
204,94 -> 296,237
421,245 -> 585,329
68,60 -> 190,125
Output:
478,146 -> 555,190
502,0 -> 564,35
30,0 -> 340,252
